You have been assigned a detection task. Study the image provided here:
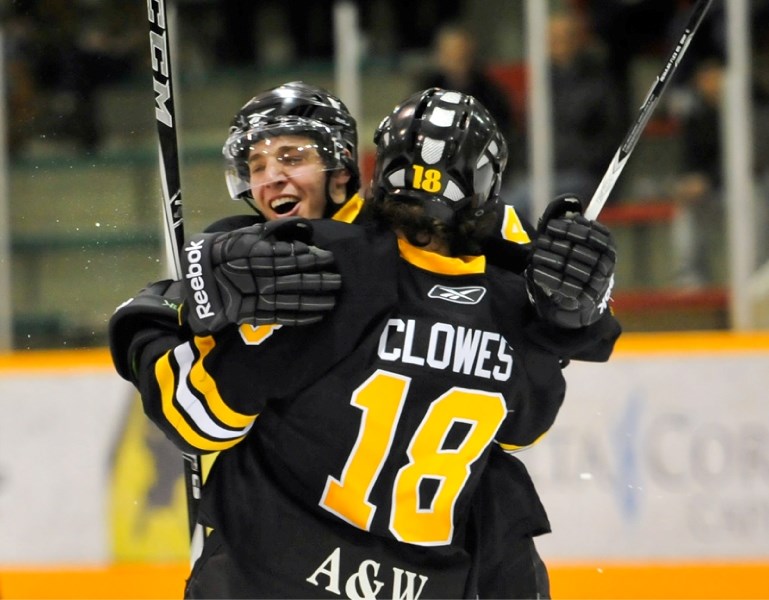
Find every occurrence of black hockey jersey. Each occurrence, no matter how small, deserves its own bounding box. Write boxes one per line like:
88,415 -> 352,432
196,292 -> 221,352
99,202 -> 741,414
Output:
136,219 -> 569,597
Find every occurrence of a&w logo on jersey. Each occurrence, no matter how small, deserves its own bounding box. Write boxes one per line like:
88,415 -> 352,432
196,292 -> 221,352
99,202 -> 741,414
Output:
427,285 -> 486,305
307,547 -> 429,599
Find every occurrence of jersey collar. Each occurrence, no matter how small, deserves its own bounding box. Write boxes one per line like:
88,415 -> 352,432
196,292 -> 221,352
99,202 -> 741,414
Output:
397,238 -> 486,275
331,193 -> 365,223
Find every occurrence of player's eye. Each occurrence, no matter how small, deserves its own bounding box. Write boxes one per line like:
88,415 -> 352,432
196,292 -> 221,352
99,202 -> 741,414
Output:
279,150 -> 307,166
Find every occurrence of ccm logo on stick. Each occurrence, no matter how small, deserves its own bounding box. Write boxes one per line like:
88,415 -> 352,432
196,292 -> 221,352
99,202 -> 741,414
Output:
185,240 -> 214,320
148,0 -> 172,127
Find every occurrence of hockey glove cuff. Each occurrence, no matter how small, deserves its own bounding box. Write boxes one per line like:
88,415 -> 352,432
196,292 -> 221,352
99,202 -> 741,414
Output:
526,195 -> 616,329
109,279 -> 186,382
181,217 -> 342,334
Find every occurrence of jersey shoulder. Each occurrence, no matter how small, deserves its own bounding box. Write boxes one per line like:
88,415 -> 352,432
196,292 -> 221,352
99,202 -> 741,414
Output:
204,213 -> 264,232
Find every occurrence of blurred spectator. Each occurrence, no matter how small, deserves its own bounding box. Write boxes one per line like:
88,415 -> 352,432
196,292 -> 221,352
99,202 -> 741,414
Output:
416,24 -> 518,161
580,0 -> 680,125
4,0 -> 145,155
215,0 -> 335,66
213,0 -> 462,68
361,0 -> 462,56
506,10 -> 623,220
40,1 -> 145,151
215,0 -> 259,65
751,0 -> 769,105
3,5 -> 40,157
669,58 -> 724,288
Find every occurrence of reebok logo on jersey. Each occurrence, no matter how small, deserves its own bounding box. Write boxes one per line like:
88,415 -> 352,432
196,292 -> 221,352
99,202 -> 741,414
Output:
184,239 -> 215,321
427,285 -> 486,305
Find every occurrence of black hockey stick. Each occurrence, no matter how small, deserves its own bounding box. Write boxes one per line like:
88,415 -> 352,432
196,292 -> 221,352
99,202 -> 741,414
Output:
147,0 -> 206,562
584,0 -> 714,220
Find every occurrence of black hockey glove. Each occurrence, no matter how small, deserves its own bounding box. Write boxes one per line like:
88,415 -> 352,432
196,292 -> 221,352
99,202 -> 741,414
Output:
526,195 -> 616,329
109,279 -> 186,383
181,217 -> 341,334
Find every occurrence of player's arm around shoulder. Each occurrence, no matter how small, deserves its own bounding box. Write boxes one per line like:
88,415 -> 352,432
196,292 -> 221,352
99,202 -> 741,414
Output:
108,278 -> 188,385
138,220 -> 395,456
135,323 -> 272,456
108,278 -> 242,456
493,302 -> 570,455
310,218 -> 401,314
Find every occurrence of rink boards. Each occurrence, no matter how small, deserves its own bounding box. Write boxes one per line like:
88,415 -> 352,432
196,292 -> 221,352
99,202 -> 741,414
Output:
0,333 -> 768,599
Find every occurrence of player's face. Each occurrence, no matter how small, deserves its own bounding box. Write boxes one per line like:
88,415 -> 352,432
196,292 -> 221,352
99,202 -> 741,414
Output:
247,135 -> 331,220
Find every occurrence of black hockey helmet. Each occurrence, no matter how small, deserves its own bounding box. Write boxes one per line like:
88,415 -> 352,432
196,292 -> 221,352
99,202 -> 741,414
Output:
223,81 -> 360,209
370,87 -> 508,225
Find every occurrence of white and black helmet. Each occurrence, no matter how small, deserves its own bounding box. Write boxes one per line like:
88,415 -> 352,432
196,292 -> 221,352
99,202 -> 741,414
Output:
223,81 -> 360,213
371,88 -> 508,225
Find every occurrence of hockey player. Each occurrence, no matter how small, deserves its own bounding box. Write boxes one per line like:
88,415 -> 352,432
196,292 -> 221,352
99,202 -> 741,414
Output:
110,87 -> 618,598
221,81 -> 362,223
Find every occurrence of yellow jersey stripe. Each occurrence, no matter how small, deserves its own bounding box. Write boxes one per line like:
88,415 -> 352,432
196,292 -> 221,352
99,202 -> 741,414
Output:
155,348 -> 249,452
496,431 -> 549,453
332,193 -> 365,223
190,336 -> 258,428
500,205 -> 531,244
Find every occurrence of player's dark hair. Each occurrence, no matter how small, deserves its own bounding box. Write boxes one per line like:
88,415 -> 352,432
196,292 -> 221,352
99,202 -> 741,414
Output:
363,192 -> 498,256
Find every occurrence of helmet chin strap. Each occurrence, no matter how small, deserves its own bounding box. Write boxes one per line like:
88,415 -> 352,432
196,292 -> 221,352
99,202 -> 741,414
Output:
241,194 -> 262,216
322,171 -> 336,218
323,170 -> 351,218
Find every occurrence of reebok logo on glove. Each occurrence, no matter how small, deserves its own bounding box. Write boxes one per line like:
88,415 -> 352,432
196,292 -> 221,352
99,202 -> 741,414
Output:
180,219 -> 342,335
597,274 -> 615,315
184,239 -> 215,321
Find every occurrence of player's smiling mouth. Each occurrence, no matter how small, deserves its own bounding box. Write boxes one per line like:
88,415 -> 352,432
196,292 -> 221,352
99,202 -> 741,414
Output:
271,196 -> 299,214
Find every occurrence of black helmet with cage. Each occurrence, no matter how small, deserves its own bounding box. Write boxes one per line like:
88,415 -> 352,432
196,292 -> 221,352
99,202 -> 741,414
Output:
371,87 -> 508,227
223,81 -> 360,216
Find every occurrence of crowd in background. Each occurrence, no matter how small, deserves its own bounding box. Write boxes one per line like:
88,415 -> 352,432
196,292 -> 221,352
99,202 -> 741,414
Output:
3,0 -> 766,154
1,0 -> 463,157
3,0 -> 146,155
3,0 -> 769,290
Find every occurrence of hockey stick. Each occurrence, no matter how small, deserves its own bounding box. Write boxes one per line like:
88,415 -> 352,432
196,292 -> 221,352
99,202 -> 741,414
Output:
147,0 -> 206,562
584,0 -> 714,220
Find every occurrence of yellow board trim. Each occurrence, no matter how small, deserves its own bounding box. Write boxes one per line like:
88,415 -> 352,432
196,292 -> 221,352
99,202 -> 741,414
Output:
0,348 -> 115,371
2,562 -> 768,599
613,331 -> 769,354
3,331 -> 769,373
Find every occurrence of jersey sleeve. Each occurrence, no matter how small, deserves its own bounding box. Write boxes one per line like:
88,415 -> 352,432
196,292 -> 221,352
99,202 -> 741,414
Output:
134,321 -> 333,456
494,340 -> 566,454
132,221 -> 399,456
524,309 -> 622,362
135,331 -> 262,455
